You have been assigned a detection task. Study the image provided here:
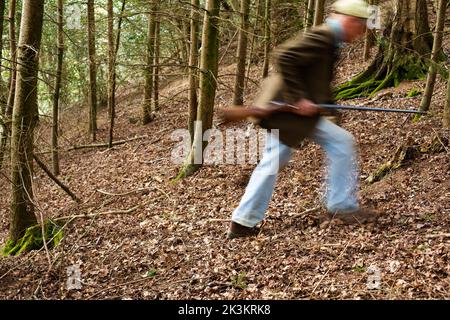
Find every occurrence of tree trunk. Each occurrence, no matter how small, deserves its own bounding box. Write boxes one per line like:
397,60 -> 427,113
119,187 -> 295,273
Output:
107,0 -> 115,146
0,0 -> 17,169
52,0 -> 64,175
6,0 -> 17,120
10,0 -> 44,243
0,0 -> 6,113
335,0 -> 432,100
244,0 -> 261,90
304,0 -> 315,32
153,13 -> 160,111
0,0 -> 6,169
87,0 -> 98,141
418,0 -> 446,114
142,1 -> 157,124
232,0 -> 250,106
363,0 -> 377,61
180,0 -> 220,177
444,75 -> 450,128
188,0 -> 199,141
313,0 -> 324,27
262,0 -> 271,78
107,0 -> 126,148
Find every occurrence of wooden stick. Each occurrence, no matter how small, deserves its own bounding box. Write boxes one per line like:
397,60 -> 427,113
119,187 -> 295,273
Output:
67,135 -> 148,151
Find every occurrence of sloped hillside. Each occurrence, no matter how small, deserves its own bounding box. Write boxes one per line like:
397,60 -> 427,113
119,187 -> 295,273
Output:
0,36 -> 449,299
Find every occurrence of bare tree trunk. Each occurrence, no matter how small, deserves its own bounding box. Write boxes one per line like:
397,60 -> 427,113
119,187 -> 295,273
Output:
153,13 -> 160,111
418,0 -> 447,113
232,0 -> 250,106
444,75 -> 450,128
181,16 -> 190,75
313,0 -> 325,26
107,0 -> 126,148
6,0 -> 17,120
188,0 -> 199,141
87,0 -> 98,141
304,0 -> 315,31
244,0 -> 261,89
180,0 -> 220,177
363,0 -> 376,61
0,0 -> 6,113
0,0 -> 7,169
52,0 -> 64,176
262,0 -> 271,78
142,1 -> 156,124
107,0 -> 115,145
0,0 -> 17,169
10,0 -> 45,242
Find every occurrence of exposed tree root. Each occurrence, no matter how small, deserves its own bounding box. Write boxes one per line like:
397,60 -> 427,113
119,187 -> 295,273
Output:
367,135 -> 448,184
335,51 -> 428,100
2,219 -> 63,256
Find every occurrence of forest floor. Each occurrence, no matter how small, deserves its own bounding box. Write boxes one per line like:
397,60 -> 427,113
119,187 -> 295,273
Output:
0,39 -> 449,299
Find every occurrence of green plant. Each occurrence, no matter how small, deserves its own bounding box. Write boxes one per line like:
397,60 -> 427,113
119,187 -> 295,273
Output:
147,269 -> 158,277
231,271 -> 247,289
406,87 -> 421,98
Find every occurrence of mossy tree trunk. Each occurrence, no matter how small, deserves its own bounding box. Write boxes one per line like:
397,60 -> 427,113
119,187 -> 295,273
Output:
180,0 -> 220,177
335,0 -> 433,100
188,0 -> 200,141
87,0 -> 98,141
10,0 -> 45,243
232,0 -> 250,106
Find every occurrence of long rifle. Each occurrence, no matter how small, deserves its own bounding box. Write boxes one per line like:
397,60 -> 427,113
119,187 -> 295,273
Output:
218,103 -> 426,147
219,102 -> 425,124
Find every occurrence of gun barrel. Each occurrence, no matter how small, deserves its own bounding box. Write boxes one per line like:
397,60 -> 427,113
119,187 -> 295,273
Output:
319,104 -> 426,114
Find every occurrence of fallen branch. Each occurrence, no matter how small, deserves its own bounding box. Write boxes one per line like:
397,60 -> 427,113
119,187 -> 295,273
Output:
288,206 -> 321,218
33,154 -> 81,203
425,233 -> 450,239
67,135 -> 149,151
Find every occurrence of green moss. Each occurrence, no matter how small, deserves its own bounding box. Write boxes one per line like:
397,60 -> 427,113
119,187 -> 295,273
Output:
2,219 -> 63,256
406,88 -> 421,98
231,271 -> 247,290
334,53 -> 428,100
172,162 -> 201,182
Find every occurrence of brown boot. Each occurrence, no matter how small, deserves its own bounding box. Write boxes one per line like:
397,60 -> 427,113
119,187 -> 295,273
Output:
227,221 -> 260,239
328,208 -> 380,225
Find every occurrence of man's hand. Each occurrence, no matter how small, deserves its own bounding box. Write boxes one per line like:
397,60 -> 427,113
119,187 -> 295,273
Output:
292,99 -> 321,116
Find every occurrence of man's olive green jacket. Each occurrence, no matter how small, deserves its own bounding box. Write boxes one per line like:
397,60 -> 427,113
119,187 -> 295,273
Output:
254,24 -> 340,147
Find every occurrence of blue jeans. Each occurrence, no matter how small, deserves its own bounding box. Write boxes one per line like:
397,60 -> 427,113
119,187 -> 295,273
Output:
232,118 -> 359,227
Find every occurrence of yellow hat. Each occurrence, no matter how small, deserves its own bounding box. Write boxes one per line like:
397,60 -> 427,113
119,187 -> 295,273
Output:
333,0 -> 370,19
